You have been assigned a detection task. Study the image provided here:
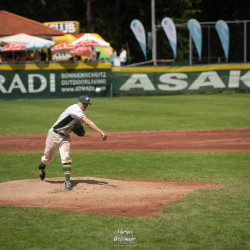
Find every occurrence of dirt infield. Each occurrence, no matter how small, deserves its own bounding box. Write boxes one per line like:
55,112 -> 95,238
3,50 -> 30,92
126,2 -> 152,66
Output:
0,128 -> 249,216
0,128 -> 249,151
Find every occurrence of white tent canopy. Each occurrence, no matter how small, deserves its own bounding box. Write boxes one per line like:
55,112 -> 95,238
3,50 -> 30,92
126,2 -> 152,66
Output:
72,33 -> 110,47
0,33 -> 55,46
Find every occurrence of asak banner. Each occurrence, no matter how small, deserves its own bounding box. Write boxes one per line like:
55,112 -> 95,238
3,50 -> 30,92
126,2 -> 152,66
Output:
0,64 -> 112,99
112,64 -> 250,95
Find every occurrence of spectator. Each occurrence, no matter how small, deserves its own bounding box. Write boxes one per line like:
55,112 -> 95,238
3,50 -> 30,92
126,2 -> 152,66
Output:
39,49 -> 46,61
90,46 -> 97,62
110,50 -> 117,66
26,51 -> 33,61
119,48 -> 127,66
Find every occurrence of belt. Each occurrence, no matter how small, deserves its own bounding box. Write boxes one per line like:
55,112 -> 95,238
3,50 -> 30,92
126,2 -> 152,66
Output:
53,129 -> 66,136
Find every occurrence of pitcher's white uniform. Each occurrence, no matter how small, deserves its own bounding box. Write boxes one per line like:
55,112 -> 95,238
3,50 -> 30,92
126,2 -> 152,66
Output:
41,104 -> 85,165
38,95 -> 106,191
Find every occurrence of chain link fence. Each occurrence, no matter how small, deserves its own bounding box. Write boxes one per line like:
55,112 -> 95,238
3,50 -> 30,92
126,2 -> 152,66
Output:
154,20 -> 250,65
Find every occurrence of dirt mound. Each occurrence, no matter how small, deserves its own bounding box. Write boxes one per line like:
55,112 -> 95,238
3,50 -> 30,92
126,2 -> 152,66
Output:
0,177 -> 219,216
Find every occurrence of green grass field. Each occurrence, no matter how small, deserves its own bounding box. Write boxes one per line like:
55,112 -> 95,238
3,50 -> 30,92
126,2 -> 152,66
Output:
0,93 -> 250,249
0,93 -> 250,134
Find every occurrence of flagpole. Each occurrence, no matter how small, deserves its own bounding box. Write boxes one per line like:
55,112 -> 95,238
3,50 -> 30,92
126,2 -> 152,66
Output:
189,33 -> 192,65
151,0 -> 157,65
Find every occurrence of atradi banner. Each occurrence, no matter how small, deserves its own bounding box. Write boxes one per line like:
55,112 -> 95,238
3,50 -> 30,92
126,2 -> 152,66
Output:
130,19 -> 147,60
161,17 -> 177,59
187,19 -> 202,61
215,20 -> 230,62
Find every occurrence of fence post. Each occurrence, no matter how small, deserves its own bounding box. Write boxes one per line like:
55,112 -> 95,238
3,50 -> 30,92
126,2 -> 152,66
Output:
244,21 -> 247,63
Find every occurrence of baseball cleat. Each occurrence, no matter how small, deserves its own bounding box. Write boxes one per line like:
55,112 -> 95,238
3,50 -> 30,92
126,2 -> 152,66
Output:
65,181 -> 72,191
38,165 -> 46,180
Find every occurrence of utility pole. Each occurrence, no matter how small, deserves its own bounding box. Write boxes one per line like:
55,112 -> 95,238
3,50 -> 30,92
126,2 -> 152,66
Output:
151,0 -> 157,65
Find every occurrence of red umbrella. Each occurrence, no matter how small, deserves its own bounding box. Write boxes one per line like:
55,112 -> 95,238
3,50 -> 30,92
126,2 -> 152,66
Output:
1,43 -> 25,51
1,43 -> 26,61
71,47 -> 92,57
74,39 -> 99,47
51,43 -> 76,51
72,33 -> 110,47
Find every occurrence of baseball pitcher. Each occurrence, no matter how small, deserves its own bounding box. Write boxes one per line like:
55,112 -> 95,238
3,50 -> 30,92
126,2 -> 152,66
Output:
38,95 -> 107,190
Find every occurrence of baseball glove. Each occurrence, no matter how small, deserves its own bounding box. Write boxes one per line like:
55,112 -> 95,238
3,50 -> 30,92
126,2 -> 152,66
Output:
72,122 -> 85,137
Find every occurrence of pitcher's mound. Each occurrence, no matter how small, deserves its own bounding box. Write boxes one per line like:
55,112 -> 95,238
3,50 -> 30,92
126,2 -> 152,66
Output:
0,177 -> 219,216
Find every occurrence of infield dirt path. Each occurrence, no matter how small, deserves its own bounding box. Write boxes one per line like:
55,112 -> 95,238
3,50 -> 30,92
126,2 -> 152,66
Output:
0,128 -> 249,216
0,128 -> 249,151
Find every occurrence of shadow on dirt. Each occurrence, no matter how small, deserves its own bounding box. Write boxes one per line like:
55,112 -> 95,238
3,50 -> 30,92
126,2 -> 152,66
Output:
46,179 -> 108,188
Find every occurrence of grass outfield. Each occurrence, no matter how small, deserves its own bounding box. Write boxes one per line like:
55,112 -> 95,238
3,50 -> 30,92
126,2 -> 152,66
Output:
0,93 -> 250,134
0,93 -> 250,249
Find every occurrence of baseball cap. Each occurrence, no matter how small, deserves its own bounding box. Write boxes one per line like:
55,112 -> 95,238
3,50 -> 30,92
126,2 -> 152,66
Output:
79,95 -> 91,105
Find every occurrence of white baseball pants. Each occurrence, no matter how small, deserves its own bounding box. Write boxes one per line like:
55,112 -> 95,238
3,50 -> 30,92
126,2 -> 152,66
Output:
41,128 -> 72,165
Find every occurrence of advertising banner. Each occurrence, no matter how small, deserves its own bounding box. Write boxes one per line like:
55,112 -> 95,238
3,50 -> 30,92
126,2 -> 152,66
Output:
215,20 -> 230,62
112,64 -> 250,95
44,21 -> 80,34
130,19 -> 147,60
161,17 -> 177,59
0,65 -> 112,99
187,19 -> 202,61
1,63 -> 249,99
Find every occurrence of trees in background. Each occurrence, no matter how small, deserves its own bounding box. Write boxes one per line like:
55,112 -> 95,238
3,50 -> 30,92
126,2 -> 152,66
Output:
0,0 -> 249,63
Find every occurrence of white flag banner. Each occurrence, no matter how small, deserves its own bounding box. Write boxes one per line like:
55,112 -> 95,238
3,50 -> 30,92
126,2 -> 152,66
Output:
215,20 -> 230,62
161,17 -> 177,59
130,19 -> 147,60
187,19 -> 202,61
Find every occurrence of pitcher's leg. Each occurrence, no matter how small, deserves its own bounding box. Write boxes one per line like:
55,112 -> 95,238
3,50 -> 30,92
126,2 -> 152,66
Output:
41,128 -> 58,165
59,136 -> 72,190
39,128 -> 60,180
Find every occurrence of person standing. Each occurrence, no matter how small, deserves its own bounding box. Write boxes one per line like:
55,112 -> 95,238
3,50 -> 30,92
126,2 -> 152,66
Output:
39,49 -> 47,61
38,95 -> 107,190
90,46 -> 97,62
110,50 -> 117,66
119,48 -> 127,66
